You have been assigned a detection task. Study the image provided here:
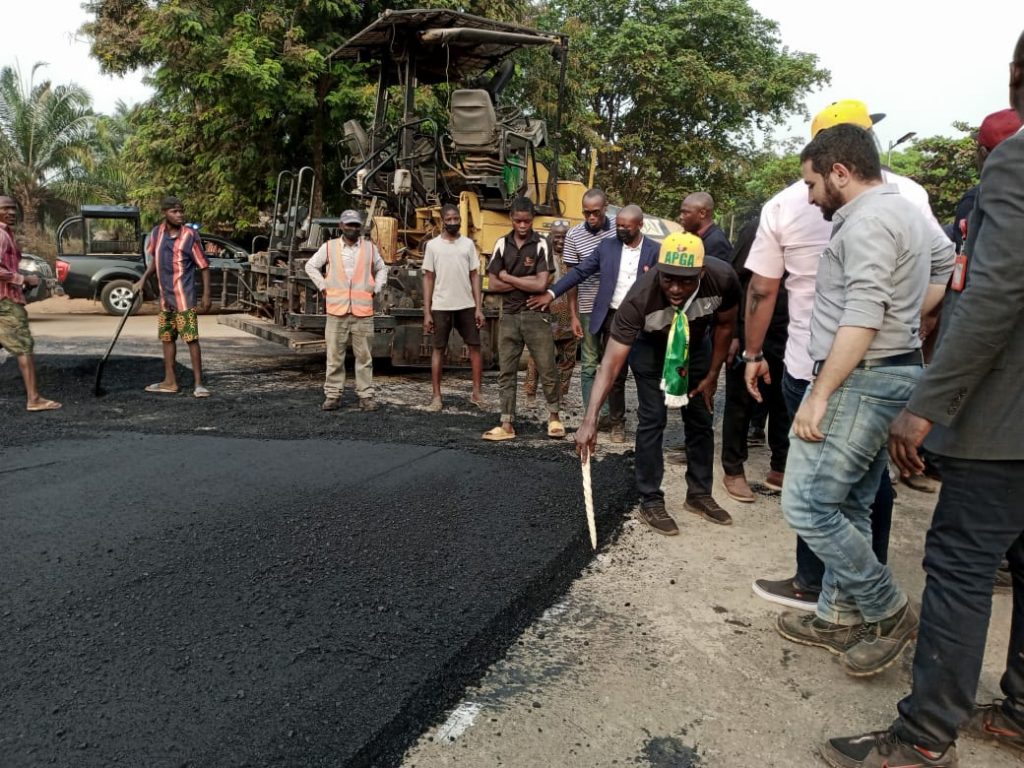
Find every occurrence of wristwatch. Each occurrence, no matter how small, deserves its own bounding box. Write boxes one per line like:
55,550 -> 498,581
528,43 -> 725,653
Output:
740,351 -> 764,363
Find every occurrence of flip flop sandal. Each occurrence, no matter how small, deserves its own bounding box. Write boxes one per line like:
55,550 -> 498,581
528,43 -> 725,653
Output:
26,399 -> 62,412
145,383 -> 179,394
482,426 -> 516,441
193,386 -> 211,398
547,420 -> 566,438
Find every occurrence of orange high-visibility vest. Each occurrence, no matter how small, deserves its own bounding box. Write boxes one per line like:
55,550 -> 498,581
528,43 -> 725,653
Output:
324,238 -> 375,317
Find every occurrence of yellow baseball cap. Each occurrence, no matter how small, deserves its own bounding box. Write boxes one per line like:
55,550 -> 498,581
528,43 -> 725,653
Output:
811,100 -> 886,137
657,232 -> 705,277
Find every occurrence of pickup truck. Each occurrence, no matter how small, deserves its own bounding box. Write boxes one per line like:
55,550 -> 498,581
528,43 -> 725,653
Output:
55,205 -> 250,315
19,253 -> 63,304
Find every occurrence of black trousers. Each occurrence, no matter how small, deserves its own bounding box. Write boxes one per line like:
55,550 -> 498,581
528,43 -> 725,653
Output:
600,310 -> 629,427
630,336 -> 713,503
721,349 -> 789,476
894,455 -> 1024,748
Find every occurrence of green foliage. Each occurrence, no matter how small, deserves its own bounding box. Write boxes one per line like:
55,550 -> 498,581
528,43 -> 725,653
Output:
887,122 -> 978,223
0,63 -> 98,232
81,0 -> 531,229
520,0 -> 829,219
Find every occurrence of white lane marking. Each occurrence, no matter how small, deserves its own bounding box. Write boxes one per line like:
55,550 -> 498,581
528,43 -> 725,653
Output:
436,702 -> 483,743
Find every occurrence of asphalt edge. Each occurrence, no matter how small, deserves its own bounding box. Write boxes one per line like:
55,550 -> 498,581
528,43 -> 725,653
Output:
350,459 -> 635,768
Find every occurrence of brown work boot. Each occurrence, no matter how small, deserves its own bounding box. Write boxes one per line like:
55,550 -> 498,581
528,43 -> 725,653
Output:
765,469 -> 785,491
359,397 -> 378,412
843,601 -> 919,677
610,422 -> 626,444
635,500 -> 679,536
684,495 -> 732,525
776,611 -> 867,655
722,473 -> 755,503
321,397 -> 341,411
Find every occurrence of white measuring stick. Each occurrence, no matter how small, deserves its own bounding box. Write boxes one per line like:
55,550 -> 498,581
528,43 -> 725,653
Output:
581,451 -> 596,549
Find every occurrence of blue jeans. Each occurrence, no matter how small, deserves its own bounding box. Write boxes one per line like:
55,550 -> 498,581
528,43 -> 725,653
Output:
782,366 -> 920,624
782,371 -> 894,591
579,312 -> 609,419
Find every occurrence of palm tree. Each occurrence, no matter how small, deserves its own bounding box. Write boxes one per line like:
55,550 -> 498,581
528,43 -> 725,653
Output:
0,62 -> 97,232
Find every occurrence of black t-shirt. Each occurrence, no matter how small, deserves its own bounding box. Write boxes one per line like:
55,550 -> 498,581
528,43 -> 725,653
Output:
610,255 -> 741,350
487,230 -> 551,314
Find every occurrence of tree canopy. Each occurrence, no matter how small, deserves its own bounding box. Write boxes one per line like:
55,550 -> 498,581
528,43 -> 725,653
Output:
0,63 -> 98,232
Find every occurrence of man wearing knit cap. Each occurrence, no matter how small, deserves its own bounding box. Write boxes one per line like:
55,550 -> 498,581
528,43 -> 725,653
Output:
950,108 -> 1023,253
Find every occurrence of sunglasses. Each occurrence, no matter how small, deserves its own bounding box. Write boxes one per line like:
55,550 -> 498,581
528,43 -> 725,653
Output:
582,208 -> 604,217
549,219 -> 571,228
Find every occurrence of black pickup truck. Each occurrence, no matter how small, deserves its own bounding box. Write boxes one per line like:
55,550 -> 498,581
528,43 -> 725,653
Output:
56,205 -> 250,315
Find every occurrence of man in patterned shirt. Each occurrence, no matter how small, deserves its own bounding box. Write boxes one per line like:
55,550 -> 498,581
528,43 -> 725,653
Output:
0,194 -> 62,411
562,188 -> 616,426
133,196 -> 211,397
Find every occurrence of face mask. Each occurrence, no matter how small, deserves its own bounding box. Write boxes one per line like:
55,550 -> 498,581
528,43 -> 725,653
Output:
444,223 -> 461,236
616,228 -> 635,243
342,227 -> 360,242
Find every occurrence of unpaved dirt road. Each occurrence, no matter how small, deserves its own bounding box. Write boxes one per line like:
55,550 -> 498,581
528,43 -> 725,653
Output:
4,300 -> 1020,768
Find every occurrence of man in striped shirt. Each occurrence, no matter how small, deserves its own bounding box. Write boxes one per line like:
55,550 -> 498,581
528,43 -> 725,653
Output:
133,196 -> 212,397
562,188 -> 616,423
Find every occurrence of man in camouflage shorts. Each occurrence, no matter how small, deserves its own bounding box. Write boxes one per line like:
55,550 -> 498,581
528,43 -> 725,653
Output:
134,196 -> 212,397
0,194 -> 62,411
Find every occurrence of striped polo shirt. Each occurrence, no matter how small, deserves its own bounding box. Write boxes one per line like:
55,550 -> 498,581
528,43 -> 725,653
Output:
562,217 -> 615,314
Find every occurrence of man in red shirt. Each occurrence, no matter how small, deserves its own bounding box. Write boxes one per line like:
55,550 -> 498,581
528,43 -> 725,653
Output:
0,195 -> 62,411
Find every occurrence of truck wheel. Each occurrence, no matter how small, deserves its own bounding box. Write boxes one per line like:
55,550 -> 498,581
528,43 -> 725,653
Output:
100,280 -> 139,316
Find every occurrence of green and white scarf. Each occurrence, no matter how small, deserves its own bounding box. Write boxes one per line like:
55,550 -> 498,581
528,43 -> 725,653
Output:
660,289 -> 699,407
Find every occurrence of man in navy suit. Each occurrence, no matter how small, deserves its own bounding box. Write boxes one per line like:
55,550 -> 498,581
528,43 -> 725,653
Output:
528,205 -> 659,443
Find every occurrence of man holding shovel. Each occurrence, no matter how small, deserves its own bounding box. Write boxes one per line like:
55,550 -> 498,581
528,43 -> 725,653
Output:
133,195 -> 211,397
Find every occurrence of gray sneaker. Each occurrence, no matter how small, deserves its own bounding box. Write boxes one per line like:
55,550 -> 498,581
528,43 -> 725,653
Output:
822,729 -> 957,767
962,700 -> 1024,752
843,601 -> 919,677
635,500 -> 679,536
776,611 -> 867,656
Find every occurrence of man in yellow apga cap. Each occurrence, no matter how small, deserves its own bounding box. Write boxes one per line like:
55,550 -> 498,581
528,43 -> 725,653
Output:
575,231 -> 741,535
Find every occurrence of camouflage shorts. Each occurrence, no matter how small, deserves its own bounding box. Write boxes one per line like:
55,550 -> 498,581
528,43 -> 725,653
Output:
0,298 -> 34,356
157,307 -> 199,343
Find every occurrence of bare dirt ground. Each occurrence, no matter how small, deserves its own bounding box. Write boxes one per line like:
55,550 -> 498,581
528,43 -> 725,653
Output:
8,302 -> 1021,768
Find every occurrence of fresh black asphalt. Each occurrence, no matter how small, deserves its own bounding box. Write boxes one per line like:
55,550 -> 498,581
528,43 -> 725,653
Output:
0,355 -> 635,767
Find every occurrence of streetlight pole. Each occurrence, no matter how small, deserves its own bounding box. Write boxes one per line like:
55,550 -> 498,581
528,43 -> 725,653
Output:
887,131 -> 917,166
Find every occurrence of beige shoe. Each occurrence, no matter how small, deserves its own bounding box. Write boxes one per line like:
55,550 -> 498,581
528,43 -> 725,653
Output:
722,473 -> 755,503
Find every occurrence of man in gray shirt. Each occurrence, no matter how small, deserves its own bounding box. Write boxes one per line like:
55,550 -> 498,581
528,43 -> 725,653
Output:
775,124 -> 952,678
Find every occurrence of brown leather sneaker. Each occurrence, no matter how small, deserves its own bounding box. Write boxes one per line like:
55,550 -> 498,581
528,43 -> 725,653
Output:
722,473 -> 755,503
635,500 -> 679,536
684,495 -> 732,525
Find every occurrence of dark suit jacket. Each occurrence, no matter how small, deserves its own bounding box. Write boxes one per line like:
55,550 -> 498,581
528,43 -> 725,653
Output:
550,236 -> 660,334
910,128 -> 1024,459
700,223 -> 733,263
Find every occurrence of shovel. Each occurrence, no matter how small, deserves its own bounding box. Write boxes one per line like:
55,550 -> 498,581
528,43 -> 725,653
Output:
94,291 -> 140,396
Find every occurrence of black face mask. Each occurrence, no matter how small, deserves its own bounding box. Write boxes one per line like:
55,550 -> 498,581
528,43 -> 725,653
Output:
616,227 -> 636,243
342,227 -> 360,242
444,223 -> 461,236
